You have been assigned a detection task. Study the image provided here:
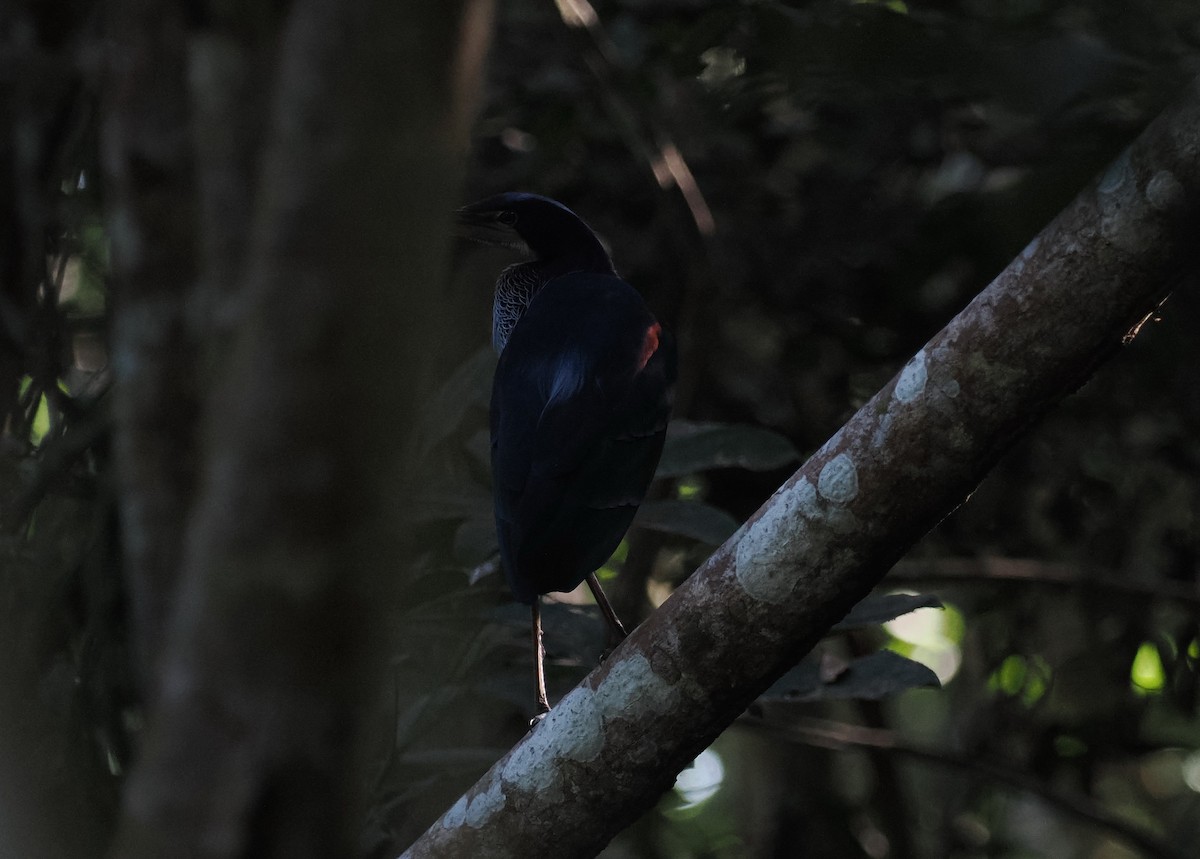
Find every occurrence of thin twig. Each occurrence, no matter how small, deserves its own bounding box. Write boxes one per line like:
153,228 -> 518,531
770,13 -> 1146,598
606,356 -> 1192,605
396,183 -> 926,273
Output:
890,557 -> 1200,607
553,0 -> 715,237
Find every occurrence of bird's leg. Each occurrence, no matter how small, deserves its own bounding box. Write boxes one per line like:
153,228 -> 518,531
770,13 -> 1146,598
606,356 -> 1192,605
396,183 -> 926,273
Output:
531,599 -> 550,725
585,573 -> 628,655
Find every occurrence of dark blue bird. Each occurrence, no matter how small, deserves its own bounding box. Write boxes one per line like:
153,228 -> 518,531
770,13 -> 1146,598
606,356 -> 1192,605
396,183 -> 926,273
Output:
457,192 -> 675,716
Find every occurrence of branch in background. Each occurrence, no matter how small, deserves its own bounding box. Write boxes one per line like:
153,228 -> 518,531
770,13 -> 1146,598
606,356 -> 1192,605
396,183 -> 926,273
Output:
401,77 -> 1200,857
554,0 -> 714,237
550,0 -> 724,589
750,715 -> 1189,859
890,557 -> 1200,608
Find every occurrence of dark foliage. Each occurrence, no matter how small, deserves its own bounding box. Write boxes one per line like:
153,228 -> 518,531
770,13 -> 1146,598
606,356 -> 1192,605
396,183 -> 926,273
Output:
2,0 -> 1199,857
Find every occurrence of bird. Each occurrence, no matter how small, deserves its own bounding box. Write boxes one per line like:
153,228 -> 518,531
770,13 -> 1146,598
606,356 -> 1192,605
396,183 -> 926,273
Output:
456,192 -> 676,718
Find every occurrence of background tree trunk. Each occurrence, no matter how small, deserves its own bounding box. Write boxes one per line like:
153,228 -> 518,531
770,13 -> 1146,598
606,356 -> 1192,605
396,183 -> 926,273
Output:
103,1 -> 492,856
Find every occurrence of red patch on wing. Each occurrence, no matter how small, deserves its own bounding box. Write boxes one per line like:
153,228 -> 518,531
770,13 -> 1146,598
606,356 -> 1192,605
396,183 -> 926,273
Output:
637,322 -> 662,371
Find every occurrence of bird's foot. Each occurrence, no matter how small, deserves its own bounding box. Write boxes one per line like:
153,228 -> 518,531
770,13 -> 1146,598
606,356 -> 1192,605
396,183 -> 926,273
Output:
528,709 -> 549,730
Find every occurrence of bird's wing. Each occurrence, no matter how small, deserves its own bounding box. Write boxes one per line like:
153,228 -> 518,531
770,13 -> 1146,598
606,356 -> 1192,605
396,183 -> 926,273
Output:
491,274 -> 675,599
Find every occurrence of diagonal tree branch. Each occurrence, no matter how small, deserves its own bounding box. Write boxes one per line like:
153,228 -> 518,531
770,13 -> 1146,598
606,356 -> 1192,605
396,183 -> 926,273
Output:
890,556 -> 1200,607
401,77 -> 1200,858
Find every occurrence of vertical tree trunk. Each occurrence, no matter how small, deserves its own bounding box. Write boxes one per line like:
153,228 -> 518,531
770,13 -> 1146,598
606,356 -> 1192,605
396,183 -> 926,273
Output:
103,0 -> 203,691
105,1 -> 492,855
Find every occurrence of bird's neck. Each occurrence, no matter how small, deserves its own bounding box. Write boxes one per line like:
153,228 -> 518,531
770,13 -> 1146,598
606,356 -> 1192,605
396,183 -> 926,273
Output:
493,262 -> 541,353
492,255 -> 616,354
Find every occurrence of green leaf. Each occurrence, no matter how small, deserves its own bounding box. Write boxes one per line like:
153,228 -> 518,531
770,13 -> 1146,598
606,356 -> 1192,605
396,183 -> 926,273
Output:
656,422 -> 800,478
634,499 -> 739,545
760,650 -> 940,703
833,592 -> 942,631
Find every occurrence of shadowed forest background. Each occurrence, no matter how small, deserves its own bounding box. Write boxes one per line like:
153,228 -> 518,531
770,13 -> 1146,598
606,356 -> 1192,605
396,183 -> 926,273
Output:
2,0 -> 1199,857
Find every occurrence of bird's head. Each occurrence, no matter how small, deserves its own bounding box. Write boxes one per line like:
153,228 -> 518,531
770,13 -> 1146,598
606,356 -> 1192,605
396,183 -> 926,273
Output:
455,192 -> 614,274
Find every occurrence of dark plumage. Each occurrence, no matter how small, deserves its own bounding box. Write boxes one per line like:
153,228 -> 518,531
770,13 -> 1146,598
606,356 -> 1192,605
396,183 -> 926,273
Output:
457,192 -> 675,716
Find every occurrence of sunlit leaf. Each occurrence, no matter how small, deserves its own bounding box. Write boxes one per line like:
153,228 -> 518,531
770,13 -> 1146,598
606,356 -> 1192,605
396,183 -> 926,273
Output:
833,592 -> 942,631
30,393 -> 51,446
986,653 -> 1049,706
1131,642 -> 1165,694
676,477 -> 703,500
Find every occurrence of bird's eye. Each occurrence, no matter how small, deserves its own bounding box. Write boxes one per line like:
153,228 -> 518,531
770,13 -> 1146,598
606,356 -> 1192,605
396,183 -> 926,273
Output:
498,211 -> 518,226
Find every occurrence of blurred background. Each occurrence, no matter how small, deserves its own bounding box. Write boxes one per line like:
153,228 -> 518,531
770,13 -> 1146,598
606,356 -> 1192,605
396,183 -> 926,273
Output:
3,1 -> 1199,857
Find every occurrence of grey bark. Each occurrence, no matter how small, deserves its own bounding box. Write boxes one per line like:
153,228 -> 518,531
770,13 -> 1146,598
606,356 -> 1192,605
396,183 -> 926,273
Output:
400,78 -> 1200,858
103,0 -> 204,692
107,1 -> 491,856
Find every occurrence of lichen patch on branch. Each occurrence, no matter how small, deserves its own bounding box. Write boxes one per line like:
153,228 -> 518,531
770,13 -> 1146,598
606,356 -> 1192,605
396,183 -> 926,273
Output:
442,778 -> 505,830
497,652 -> 680,804
733,483 -> 803,604
1098,149 -> 1134,196
1146,170 -> 1184,212
734,471 -> 862,605
894,350 -> 928,403
817,454 -> 858,504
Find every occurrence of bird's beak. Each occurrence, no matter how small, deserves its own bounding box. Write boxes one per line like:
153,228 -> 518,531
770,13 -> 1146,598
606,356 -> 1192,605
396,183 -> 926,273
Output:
453,207 -> 528,253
